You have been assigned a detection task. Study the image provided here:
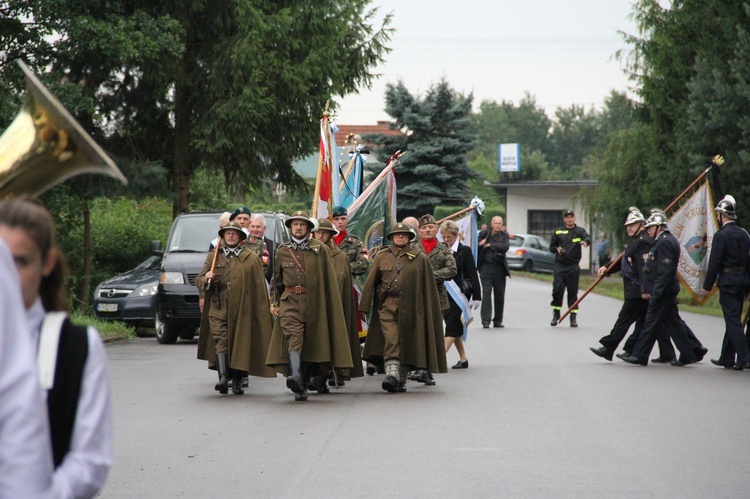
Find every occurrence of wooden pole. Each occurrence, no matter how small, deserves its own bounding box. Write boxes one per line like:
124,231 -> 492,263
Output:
557,165 -> 714,324
437,205 -> 476,224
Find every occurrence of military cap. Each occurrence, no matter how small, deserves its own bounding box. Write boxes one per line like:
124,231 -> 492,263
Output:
332,205 -> 348,217
230,206 -> 251,221
316,218 -> 338,234
285,210 -> 315,229
418,214 -> 437,227
386,223 -> 416,241
563,210 -> 575,217
218,221 -> 247,241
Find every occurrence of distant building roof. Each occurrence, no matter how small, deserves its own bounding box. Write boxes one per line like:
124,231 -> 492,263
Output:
335,121 -> 405,148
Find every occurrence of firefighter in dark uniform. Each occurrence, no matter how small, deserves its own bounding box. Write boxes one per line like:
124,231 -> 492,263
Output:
589,207 -> 652,360
620,210 -> 699,366
331,205 -> 369,276
549,210 -> 591,327
702,195 -> 750,370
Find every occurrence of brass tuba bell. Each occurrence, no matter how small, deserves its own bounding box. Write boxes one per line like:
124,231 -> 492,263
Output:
0,61 -> 127,198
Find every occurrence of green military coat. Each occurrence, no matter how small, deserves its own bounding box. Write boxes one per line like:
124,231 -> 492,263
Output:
423,240 -> 457,311
195,247 -> 276,377
337,232 -> 369,276
359,246 -> 448,373
266,238 -> 354,374
328,241 -> 364,379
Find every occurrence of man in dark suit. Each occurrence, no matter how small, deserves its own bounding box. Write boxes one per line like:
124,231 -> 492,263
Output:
701,195 -> 750,370
477,216 -> 510,328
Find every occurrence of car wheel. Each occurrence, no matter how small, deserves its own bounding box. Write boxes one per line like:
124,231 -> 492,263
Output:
179,327 -> 196,341
522,260 -> 534,273
155,316 -> 179,344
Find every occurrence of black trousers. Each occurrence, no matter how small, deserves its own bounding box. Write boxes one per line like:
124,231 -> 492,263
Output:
716,285 -> 750,365
551,264 -> 580,311
599,298 -> 648,355
632,294 -> 697,363
480,263 -> 506,325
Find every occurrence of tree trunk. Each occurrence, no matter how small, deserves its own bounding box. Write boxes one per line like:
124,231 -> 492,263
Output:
81,198 -> 92,314
173,59 -> 192,216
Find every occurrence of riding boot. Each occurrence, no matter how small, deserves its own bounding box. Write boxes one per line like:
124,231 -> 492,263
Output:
550,309 -> 560,326
286,351 -> 305,397
570,313 -> 578,328
382,359 -> 401,392
231,369 -> 244,395
215,353 -> 229,394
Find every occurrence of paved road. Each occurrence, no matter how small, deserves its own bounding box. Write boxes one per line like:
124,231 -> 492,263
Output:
101,276 -> 748,498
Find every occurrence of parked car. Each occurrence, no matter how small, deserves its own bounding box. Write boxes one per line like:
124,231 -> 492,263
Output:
92,255 -> 161,328
154,211 -> 290,344
506,233 -> 555,273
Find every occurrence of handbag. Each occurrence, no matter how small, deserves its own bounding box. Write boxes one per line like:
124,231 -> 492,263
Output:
458,275 -> 473,296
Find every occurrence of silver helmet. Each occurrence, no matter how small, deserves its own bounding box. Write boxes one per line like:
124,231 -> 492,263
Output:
623,207 -> 645,226
715,195 -> 737,220
644,210 -> 668,228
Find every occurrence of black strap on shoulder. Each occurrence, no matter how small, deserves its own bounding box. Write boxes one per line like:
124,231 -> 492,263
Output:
47,319 -> 89,468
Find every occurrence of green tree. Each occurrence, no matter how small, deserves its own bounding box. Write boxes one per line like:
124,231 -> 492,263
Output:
368,78 -> 478,218
0,1 -> 393,215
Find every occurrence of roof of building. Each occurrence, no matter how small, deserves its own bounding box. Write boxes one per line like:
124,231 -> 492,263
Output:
335,121 -> 405,148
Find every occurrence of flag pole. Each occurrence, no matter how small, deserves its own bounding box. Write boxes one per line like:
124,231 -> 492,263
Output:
437,206 -> 476,224
311,108 -> 329,219
348,150 -> 403,213
557,158 -> 722,325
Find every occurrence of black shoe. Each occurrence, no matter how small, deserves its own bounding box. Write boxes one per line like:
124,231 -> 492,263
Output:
410,369 -> 428,382
620,355 -> 647,366
589,347 -> 612,361
424,372 -> 436,386
694,347 -> 708,362
366,363 -> 376,376
569,314 -> 578,327
670,358 -> 695,367
710,358 -> 732,369
382,375 -> 400,393
242,376 -> 249,388
452,360 -> 469,369
482,323 -> 490,329
732,362 -> 750,371
493,322 -> 504,328
651,357 -> 676,364
231,370 -> 245,395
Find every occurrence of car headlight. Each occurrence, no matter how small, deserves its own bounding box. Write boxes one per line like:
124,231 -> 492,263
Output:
134,283 -> 159,296
160,272 -> 184,284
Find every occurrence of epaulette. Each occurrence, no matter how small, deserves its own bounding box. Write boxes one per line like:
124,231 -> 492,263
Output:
347,234 -> 361,242
376,246 -> 390,255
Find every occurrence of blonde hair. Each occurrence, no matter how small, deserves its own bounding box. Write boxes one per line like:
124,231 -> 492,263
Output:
439,220 -> 459,235
219,211 -> 231,227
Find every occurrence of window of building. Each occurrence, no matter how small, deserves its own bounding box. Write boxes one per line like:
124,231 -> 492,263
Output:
528,210 -> 561,242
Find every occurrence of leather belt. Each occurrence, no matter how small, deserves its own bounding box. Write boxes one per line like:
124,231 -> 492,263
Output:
286,285 -> 307,294
722,266 -> 745,273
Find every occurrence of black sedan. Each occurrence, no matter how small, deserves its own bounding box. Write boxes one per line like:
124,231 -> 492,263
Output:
93,255 -> 161,328
506,233 -> 555,273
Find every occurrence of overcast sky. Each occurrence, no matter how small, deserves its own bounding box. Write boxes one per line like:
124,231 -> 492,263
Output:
336,0 -> 640,125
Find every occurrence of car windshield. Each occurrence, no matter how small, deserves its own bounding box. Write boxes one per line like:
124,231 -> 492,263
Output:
509,235 -> 524,247
167,215 -> 221,252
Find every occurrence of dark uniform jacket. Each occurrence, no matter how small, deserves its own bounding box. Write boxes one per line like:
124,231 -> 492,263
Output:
195,247 -> 276,377
477,229 -> 510,276
550,225 -> 591,266
266,238 -> 354,373
608,231 -> 653,300
641,230 -> 681,298
703,221 -> 750,290
359,245 -> 448,373
423,240 -> 457,311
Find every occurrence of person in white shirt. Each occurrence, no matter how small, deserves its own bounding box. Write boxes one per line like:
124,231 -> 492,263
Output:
0,238 -> 54,498
0,197 -> 112,499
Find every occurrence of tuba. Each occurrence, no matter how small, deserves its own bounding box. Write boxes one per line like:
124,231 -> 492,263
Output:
0,61 -> 127,198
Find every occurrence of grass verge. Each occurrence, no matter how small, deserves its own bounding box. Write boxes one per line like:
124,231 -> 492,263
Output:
70,312 -> 136,343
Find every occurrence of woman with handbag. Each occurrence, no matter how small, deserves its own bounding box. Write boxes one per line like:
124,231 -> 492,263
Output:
440,221 -> 481,368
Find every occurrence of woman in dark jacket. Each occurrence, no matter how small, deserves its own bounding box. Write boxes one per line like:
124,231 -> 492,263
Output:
440,221 -> 481,368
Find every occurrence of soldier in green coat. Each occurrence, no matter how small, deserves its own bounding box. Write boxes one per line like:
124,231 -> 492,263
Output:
360,223 -> 448,393
195,221 -> 276,395
266,211 -> 353,401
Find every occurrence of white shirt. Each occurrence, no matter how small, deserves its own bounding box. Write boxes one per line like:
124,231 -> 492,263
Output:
28,300 -> 113,499
0,241 -> 54,497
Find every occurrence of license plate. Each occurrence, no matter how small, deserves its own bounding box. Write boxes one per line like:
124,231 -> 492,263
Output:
97,303 -> 118,312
